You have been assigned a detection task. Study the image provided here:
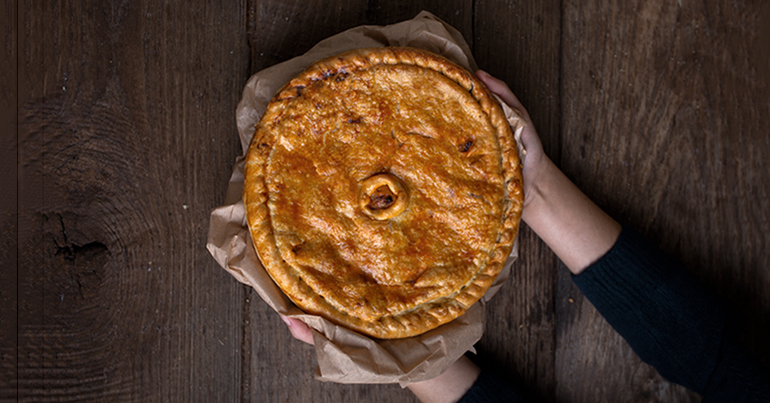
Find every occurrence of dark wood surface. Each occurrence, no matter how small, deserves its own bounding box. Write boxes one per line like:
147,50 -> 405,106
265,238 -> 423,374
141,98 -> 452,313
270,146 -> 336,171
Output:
3,1 -> 769,402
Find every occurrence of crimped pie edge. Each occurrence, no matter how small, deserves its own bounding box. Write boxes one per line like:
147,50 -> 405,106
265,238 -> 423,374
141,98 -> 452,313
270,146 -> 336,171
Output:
243,47 -> 523,339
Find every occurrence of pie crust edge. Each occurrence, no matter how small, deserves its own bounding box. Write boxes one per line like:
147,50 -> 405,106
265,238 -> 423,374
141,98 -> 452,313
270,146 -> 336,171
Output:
243,47 -> 524,339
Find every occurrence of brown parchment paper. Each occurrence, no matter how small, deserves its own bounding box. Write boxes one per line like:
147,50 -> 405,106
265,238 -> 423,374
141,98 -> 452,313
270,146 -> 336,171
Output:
206,11 -> 526,386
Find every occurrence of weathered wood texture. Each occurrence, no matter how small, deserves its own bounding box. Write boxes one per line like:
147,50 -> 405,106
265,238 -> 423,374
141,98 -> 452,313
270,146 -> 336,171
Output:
5,1 -> 770,402
1,1 -> 19,401
558,1 -> 770,402
10,0 -> 249,401
473,1 -> 562,402
248,1 -> 474,73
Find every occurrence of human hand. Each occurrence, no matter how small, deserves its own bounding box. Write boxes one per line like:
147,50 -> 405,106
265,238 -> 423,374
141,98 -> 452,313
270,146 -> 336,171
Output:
279,314 -> 477,403
476,70 -> 620,273
474,70 -> 551,210
279,315 -> 315,345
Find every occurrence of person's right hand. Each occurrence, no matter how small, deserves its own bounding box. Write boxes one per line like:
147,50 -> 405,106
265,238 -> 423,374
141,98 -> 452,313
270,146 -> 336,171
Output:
475,70 -> 549,211
476,70 -> 621,274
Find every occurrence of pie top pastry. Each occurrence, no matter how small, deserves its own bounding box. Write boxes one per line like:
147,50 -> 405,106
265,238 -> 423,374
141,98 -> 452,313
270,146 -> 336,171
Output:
244,47 -> 523,339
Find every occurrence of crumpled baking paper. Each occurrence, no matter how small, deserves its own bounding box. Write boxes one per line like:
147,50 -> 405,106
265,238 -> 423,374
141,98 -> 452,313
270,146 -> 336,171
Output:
206,10 -> 525,386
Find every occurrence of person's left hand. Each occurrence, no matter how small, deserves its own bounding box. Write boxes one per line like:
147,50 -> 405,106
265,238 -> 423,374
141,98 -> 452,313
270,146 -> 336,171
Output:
280,315 -> 315,345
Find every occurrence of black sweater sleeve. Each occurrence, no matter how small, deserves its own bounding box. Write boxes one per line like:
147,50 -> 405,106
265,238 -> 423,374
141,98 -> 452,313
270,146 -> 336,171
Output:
572,225 -> 770,402
458,225 -> 769,402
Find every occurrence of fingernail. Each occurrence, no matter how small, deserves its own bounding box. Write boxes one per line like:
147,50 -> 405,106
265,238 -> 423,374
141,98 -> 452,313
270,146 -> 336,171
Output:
280,315 -> 292,327
477,70 -> 489,78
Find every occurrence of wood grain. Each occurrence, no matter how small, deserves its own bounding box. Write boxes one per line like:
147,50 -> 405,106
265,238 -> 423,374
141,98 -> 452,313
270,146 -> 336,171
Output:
8,0 -> 770,401
363,1 -> 475,49
0,0 -> 19,401
13,0 -> 249,401
248,0 -> 368,73
558,1 -> 770,402
472,1 -> 562,401
248,0 -> 474,74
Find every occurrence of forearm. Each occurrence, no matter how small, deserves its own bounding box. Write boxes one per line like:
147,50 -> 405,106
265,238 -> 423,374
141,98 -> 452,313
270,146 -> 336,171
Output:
475,70 -> 770,400
521,155 -> 621,274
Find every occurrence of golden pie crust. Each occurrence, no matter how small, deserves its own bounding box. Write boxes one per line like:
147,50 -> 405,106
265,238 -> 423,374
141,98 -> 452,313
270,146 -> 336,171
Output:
244,47 -> 523,339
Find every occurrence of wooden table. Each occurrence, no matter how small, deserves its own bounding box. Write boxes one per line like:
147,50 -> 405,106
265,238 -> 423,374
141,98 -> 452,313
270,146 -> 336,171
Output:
3,1 -> 769,402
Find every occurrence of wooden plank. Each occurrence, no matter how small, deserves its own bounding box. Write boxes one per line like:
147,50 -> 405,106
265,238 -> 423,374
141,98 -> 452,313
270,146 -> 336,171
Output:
15,0 -> 249,401
247,297 -> 419,403
248,0 -> 368,73
247,3 -> 370,400
245,2 -> 470,401
473,1 -> 562,401
248,0 -> 474,74
559,0 -> 770,401
363,0 -> 474,48
0,0 -> 18,401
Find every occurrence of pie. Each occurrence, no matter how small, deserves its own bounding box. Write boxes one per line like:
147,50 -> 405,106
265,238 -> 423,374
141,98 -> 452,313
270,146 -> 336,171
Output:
243,47 -> 523,339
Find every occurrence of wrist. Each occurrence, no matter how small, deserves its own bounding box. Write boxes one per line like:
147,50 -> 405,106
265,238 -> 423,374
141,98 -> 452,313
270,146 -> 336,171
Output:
521,153 -> 556,214
520,159 -> 620,274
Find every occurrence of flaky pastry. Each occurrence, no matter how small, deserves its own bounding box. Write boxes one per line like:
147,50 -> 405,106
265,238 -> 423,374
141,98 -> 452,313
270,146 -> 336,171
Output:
244,47 -> 523,339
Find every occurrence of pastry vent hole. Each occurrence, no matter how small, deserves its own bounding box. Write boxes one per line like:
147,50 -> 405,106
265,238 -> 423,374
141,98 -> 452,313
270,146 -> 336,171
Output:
369,185 -> 396,210
459,139 -> 474,153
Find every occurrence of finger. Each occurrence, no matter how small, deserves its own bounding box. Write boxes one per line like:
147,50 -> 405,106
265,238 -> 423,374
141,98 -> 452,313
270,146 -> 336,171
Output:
474,71 -> 544,166
474,70 -> 531,122
474,70 -> 521,109
280,315 -> 315,345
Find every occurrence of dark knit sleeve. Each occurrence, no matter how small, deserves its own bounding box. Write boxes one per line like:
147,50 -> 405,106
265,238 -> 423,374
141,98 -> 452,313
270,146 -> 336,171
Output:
572,225 -> 770,401
457,367 -> 532,403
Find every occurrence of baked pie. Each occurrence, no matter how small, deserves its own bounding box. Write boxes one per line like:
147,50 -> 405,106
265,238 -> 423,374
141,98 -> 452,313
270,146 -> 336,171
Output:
244,47 -> 523,339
